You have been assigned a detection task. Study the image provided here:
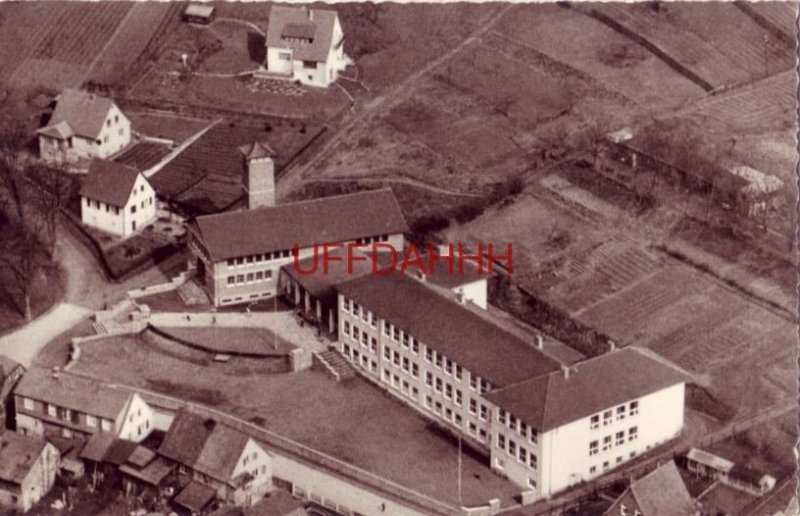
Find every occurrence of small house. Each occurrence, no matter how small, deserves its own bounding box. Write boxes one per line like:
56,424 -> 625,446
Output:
603,460 -> 699,516
36,89 -> 131,164
183,4 -> 216,25
0,431 -> 60,513
80,159 -> 157,238
265,6 -> 349,87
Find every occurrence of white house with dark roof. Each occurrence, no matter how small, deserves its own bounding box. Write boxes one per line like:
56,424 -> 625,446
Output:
603,460 -> 699,516
36,89 -> 131,164
265,5 -> 349,87
14,369 -> 155,443
0,431 -> 60,513
80,159 -> 156,238
333,271 -> 690,498
187,188 -> 408,306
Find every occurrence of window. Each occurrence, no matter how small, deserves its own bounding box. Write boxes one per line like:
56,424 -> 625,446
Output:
23,398 -> 33,410
425,348 -> 433,362
469,376 -> 478,390
236,274 -> 244,283
411,363 -> 419,378
616,456 -> 623,464
617,405 -> 626,421
101,420 -> 112,432
382,322 -> 390,336
343,321 -> 351,336
468,422 -> 477,435
264,270 -> 272,280
509,415 -> 517,431
47,404 -> 56,417
370,337 -> 377,353
425,372 -> 433,387
445,408 -> 453,420
411,341 -> 419,354
603,435 -> 612,451
454,365 -> 462,381
518,446 -> 526,463
454,389 -> 462,406
616,431 -> 625,446
589,440 -> 599,456
603,461 -> 610,471
425,396 -> 432,409
479,428 -> 487,441
529,427 -> 538,445
509,440 -> 516,456
628,426 -> 638,441
529,453 -> 537,470
352,326 -> 360,342
392,351 -> 400,367
279,51 -> 291,60
620,505 -> 628,516
498,409 -> 507,425
603,410 -> 613,426
497,434 -> 506,450
62,427 -> 73,438
479,404 -> 488,421
444,383 -> 453,400
342,298 -> 350,313
402,357 -> 410,372
246,272 -> 254,282
629,401 -> 639,416
115,115 -> 119,123
106,120 -> 111,127
130,205 -> 137,214
402,333 -> 409,348
590,465 -> 597,474
392,326 -> 399,341
435,377 -> 442,393
590,414 -> 600,430
361,332 -> 368,347
303,60 -> 316,69
434,353 -> 442,369
444,358 -> 453,375
527,478 -> 537,489
469,398 -> 477,415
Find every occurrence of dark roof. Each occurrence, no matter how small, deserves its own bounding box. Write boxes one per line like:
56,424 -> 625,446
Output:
193,189 -> 408,262
627,461 -> 697,516
336,273 -> 560,387
15,369 -> 133,421
38,89 -> 117,139
120,456 -> 174,486
266,6 -> 338,62
281,247 -> 375,306
103,439 -> 138,466
484,347 -> 690,432
0,431 -> 51,485
79,432 -> 116,463
239,141 -> 276,160
174,481 -> 217,512
158,410 -> 251,483
80,159 -> 145,208
127,445 -> 156,468
246,491 -> 306,516
115,141 -> 172,171
373,250 -> 490,289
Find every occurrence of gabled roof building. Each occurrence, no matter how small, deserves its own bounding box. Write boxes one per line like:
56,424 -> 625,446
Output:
264,6 -> 349,87
0,431 -> 60,513
36,89 -> 131,164
603,460 -> 699,516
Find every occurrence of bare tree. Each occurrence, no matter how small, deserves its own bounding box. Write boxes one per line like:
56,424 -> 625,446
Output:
28,160 -> 75,257
0,219 -> 51,321
0,118 -> 34,226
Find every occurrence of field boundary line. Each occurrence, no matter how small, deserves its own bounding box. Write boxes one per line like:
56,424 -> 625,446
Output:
302,176 -> 482,198
570,267 -> 664,318
84,3 -> 138,81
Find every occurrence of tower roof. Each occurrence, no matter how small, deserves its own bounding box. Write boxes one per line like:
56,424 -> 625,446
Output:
238,141 -> 276,160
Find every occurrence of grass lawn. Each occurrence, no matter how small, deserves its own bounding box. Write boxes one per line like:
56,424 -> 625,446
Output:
126,111 -> 213,144
70,335 -> 523,507
154,326 -> 296,355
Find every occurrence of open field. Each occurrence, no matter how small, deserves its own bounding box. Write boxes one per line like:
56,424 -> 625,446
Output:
126,111 -> 213,144
71,335 -> 523,508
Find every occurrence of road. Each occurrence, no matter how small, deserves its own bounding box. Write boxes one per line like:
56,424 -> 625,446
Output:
0,223 -> 174,366
276,3 -> 516,199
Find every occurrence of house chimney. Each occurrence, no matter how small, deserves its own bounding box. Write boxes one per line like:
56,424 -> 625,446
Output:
239,142 -> 276,210
561,365 -> 571,379
308,9 -> 314,21
535,334 -> 544,349
51,366 -> 60,379
608,339 -> 616,352
456,289 -> 466,304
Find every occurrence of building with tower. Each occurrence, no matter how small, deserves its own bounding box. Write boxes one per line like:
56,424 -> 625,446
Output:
238,141 -> 276,209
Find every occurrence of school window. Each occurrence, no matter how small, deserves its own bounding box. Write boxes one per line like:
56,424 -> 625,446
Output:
402,333 -> 409,348
479,428 -> 487,441
47,404 -> 56,417
615,431 -> 625,446
370,337 -> 377,353
445,408 -> 453,420
589,440 -> 599,456
444,383 -> 452,400
616,456 -> 623,464
469,376 -> 478,391
130,205 -> 136,214
603,410 -> 613,426
361,332 -> 368,347
468,422 -> 477,434
529,427 -> 538,445
434,353 -> 442,368
383,322 -> 390,336
603,436 -> 612,451
444,358 -> 453,375
425,396 -> 432,409
479,404 -> 488,421
352,326 -> 360,342
454,389 -> 462,406
435,377 -> 442,393
509,440 -> 516,456
454,413 -> 462,426
520,421 -> 527,436
518,446 -> 526,463
509,415 -> 517,431
603,461 -> 610,471
342,298 -> 350,312
527,478 -> 537,489
101,420 -> 112,432
425,348 -> 433,362
529,453 -> 537,470
425,371 -> 433,386
590,414 -> 600,430
498,433 -> 506,450
617,405 -> 626,421
369,312 -> 376,328
628,426 -> 638,441
392,351 -> 400,366
411,363 -> 419,378
246,272 -> 254,282
236,274 -> 244,283
392,326 -> 399,341
435,401 -> 442,413
469,398 -> 477,415
454,365 -> 462,381
402,357 -> 410,372
383,369 -> 390,382
23,398 -> 33,410
411,340 -> 419,354
343,321 -> 350,336
590,465 -> 597,474
629,401 -> 639,416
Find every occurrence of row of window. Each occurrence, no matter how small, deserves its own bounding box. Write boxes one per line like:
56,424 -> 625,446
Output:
589,401 -> 639,430
343,304 -> 377,329
344,323 -> 379,354
589,450 -> 638,477
589,427 -> 638,456
227,250 -> 293,268
423,395 -> 488,443
497,409 -> 538,445
23,397 -> 113,432
497,433 -> 538,471
226,270 -> 273,286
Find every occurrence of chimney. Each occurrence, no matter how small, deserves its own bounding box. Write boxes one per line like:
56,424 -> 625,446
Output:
608,339 -> 616,352
561,365 -> 571,380
240,142 -> 275,210
308,8 -> 313,21
456,289 -> 466,304
535,334 -> 544,349
51,366 -> 60,379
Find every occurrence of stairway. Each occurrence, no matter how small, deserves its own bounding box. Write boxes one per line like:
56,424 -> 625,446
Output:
316,349 -> 356,382
177,279 -> 211,306
92,321 -> 109,336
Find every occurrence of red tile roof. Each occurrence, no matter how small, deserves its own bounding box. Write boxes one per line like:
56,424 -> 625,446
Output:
192,189 -> 408,262
484,347 -> 690,432
336,272 -> 560,387
80,159 -> 145,208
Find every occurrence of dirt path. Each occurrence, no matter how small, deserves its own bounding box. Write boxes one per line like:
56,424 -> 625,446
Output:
277,4 -> 516,199
302,176 -> 482,198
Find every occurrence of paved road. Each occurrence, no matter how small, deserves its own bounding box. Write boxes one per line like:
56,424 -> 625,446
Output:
0,224 -> 175,366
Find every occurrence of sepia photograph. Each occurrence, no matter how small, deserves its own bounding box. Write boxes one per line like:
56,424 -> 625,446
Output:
0,0 -> 796,515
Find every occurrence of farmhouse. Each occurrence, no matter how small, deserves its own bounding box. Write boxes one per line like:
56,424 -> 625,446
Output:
0,432 -> 60,513
80,159 -> 157,238
36,88 -> 131,164
603,460 -> 699,516
158,410 -> 273,508
187,188 -> 408,306
335,271 -> 689,498
265,5 -> 349,87
14,369 -> 155,443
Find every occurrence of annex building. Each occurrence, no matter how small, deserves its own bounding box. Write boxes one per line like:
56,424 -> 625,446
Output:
334,271 -> 689,499
187,188 -> 408,307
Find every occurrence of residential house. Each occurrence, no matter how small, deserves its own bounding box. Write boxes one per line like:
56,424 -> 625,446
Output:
603,460 -> 699,516
0,431 -> 60,513
210,490 -> 308,516
14,369 -> 155,443
158,410 -> 273,508
0,355 -> 25,429
79,159 -> 157,238
187,188 -> 408,306
183,4 -> 216,24
36,88 -> 131,164
334,272 -> 690,499
265,6 -> 348,87
686,448 -> 777,496
119,445 -> 176,501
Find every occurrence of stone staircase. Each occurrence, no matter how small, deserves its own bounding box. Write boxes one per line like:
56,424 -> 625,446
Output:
177,279 -> 211,306
315,349 -> 356,382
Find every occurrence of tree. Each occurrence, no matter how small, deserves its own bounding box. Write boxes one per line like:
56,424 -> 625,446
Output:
0,116 -> 34,226
0,219 -> 51,321
28,161 -> 75,257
